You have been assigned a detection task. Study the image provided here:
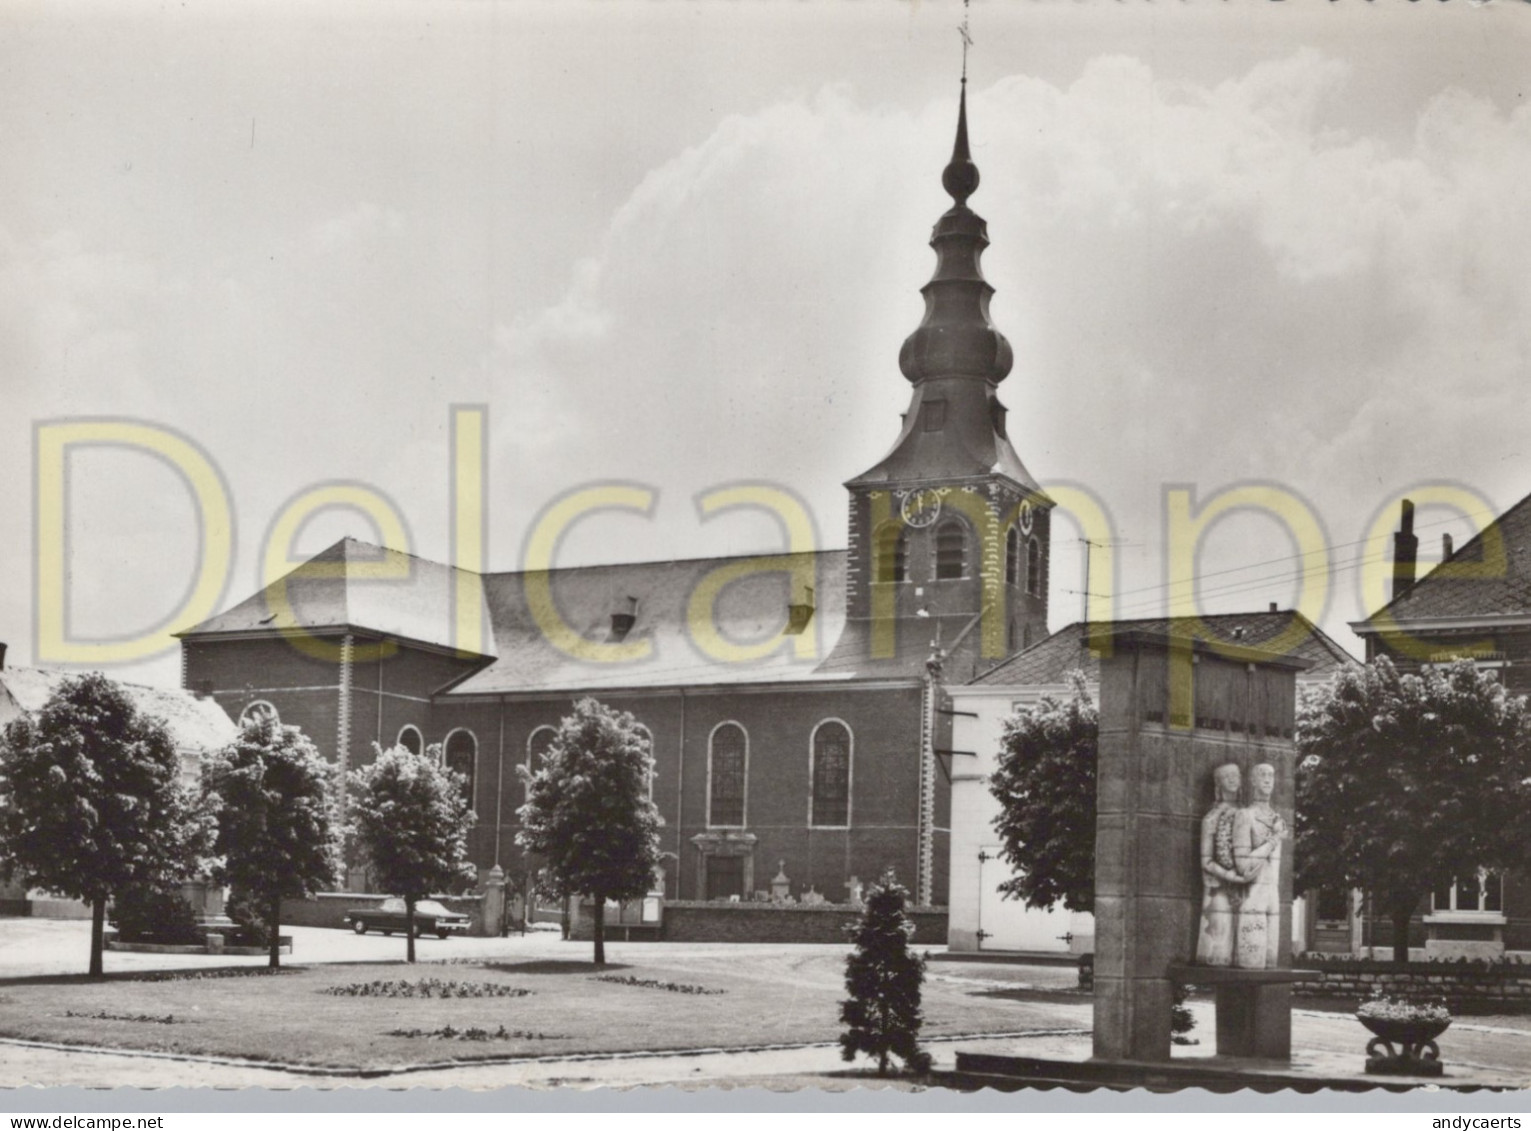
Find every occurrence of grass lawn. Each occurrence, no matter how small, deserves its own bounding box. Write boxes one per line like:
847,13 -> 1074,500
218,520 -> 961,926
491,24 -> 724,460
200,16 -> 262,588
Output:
0,951 -> 1089,1071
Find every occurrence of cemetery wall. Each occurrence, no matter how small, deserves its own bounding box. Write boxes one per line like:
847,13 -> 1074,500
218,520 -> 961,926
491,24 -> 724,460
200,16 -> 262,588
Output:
570,899 -> 947,944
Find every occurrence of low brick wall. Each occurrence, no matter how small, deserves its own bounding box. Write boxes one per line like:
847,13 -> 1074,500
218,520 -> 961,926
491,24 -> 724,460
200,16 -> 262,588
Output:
572,900 -> 948,945
280,892 -> 487,935
1292,957 -> 1531,1013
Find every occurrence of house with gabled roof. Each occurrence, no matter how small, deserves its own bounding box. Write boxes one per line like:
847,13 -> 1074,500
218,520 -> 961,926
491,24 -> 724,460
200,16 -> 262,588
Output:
1354,493 -> 1531,695
1344,494 -> 1531,958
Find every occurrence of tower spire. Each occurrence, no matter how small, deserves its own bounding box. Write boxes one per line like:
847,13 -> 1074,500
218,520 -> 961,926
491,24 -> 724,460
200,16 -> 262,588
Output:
942,78 -> 979,208
896,76 -> 1011,386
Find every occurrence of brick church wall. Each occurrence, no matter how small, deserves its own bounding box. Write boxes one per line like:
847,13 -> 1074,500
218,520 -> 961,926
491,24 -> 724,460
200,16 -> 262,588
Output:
432,682 -> 933,905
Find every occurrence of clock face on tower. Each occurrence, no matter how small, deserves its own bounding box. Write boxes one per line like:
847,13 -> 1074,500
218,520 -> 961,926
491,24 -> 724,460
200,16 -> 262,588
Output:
900,488 -> 942,528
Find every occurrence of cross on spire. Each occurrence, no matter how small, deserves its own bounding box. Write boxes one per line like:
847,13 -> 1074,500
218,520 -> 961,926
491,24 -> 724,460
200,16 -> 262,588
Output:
959,0 -> 972,82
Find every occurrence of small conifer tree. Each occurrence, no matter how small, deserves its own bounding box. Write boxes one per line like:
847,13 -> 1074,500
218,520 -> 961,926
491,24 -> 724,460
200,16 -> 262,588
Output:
838,869 -> 932,1077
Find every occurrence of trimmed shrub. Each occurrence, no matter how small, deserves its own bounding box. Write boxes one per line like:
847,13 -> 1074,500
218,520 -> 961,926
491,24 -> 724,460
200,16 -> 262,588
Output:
110,884 -> 204,945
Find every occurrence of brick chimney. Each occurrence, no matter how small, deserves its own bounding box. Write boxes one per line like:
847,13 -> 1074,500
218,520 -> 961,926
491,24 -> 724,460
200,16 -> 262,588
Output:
1392,499 -> 1419,602
1442,533 -> 1454,560
0,641 -> 7,670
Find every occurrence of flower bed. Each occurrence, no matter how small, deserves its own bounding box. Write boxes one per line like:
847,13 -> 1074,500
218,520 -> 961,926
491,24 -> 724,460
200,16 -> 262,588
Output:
320,978 -> 531,999
385,1025 -> 564,1041
592,974 -> 724,995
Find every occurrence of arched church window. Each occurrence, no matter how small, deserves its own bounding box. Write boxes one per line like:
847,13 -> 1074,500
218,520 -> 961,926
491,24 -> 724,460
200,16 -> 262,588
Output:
874,523 -> 908,583
396,725 -> 423,756
708,722 -> 747,828
444,729 -> 477,811
1026,537 -> 1042,597
1005,526 -> 1020,586
526,725 -> 556,801
634,723 -> 655,800
810,720 -> 851,828
935,521 -> 967,580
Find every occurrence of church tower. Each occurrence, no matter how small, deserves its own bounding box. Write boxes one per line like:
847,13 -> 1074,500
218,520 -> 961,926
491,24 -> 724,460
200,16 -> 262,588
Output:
833,80 -> 1052,680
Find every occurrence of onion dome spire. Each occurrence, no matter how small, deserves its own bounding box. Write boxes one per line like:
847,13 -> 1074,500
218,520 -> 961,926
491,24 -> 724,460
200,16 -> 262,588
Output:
897,79 -> 1013,385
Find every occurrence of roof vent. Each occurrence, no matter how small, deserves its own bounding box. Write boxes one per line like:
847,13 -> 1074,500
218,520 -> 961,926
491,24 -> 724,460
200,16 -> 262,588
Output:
0,641 -> 6,671
609,596 -> 639,641
1268,602 -> 1278,613
1443,533 -> 1454,560
785,586 -> 815,635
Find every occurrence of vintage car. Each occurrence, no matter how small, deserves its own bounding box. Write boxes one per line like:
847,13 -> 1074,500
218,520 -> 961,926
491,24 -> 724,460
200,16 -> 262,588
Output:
345,897 -> 471,938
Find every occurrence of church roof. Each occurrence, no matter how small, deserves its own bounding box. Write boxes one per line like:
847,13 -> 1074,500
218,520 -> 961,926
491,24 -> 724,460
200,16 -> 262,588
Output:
0,667 -> 238,753
181,538 -> 875,692
179,538 -> 489,656
454,550 -> 854,694
969,611 -> 1357,687
1354,489 -> 1531,629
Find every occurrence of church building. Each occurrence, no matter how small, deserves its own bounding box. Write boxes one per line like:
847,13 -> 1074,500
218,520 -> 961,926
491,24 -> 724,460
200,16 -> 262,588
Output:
178,81 -> 1051,909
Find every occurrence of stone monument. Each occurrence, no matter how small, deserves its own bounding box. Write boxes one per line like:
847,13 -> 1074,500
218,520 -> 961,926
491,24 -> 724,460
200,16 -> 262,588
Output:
1091,628 -> 1305,1063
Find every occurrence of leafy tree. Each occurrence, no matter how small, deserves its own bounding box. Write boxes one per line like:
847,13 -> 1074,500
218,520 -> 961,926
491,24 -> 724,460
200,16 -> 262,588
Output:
0,673 -> 211,975
839,869 -> 932,1077
202,714 -> 340,967
989,673 -> 1098,912
516,698 -> 663,966
1295,657 -> 1531,962
348,743 -> 474,963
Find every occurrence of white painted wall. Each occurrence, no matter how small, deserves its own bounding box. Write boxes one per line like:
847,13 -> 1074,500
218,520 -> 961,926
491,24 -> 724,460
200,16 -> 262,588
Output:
945,683 -> 1094,954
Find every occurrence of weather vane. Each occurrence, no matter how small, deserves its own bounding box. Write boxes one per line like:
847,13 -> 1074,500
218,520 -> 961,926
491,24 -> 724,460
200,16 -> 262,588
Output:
959,0 -> 972,82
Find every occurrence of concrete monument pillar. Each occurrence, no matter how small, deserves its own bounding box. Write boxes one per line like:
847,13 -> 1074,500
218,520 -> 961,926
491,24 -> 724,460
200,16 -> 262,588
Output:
1091,628 -> 1303,1063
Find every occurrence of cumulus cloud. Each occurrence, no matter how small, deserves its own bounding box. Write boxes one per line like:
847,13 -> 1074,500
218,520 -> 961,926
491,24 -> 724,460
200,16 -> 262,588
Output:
482,49 -> 1531,640
5,34 -> 1527,680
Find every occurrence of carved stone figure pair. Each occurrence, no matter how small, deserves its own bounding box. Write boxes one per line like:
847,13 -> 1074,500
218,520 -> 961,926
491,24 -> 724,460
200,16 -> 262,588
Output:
1197,762 -> 1288,969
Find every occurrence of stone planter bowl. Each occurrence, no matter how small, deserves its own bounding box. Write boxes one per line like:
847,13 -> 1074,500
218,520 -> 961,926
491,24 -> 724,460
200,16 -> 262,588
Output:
1358,1012 -> 1450,1076
1358,1014 -> 1451,1048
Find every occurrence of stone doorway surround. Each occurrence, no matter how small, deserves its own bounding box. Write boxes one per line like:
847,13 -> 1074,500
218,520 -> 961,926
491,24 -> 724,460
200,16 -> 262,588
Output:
691,830 -> 757,901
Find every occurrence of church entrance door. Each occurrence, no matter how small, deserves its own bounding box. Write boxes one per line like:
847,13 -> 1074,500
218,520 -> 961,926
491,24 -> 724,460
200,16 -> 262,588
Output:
706,855 -> 746,901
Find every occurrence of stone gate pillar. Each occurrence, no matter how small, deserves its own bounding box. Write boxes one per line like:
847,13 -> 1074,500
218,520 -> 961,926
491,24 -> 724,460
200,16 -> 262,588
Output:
1091,628 -> 1304,1062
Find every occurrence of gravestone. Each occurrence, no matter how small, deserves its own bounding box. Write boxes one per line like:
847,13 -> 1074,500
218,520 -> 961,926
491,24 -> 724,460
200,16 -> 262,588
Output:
1091,628 -> 1305,1062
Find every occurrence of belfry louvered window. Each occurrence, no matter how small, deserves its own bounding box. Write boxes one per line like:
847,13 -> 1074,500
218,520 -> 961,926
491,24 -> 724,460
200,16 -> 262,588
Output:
874,523 -> 908,583
1027,537 -> 1042,596
1005,526 -> 1020,585
935,520 -> 966,580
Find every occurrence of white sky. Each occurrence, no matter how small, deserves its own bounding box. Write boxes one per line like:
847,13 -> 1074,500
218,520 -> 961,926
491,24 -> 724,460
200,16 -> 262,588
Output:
3,0 -> 1528,686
